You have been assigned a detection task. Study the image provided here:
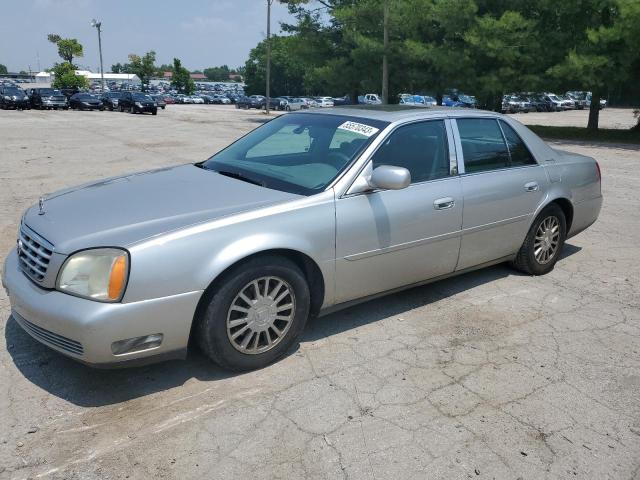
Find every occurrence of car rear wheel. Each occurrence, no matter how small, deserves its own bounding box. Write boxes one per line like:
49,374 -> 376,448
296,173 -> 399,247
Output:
152,109 -> 157,115
512,204 -> 566,275
197,256 -> 310,371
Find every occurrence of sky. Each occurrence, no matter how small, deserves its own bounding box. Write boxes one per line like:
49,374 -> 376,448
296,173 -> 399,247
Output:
0,0 -> 297,73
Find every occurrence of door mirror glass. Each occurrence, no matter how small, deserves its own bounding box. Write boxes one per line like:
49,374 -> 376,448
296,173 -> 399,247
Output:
370,165 -> 411,190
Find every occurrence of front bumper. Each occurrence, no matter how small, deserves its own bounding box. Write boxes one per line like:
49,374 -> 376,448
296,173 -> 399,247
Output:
2,249 -> 202,367
3,99 -> 29,108
42,100 -> 68,107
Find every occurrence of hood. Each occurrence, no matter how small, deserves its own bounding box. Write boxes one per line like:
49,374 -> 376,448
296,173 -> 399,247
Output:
23,164 -> 301,254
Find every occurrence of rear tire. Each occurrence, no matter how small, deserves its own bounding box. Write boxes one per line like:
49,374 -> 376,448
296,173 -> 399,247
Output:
197,256 -> 310,371
511,204 -> 566,275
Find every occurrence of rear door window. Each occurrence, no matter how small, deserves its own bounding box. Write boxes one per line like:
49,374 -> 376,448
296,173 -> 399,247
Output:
499,120 -> 537,167
457,119 -> 510,173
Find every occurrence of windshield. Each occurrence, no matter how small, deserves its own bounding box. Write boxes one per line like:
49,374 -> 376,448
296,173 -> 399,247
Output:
132,93 -> 152,101
3,88 -> 23,95
201,113 -> 388,195
75,94 -> 94,100
107,92 -> 122,98
38,88 -> 57,95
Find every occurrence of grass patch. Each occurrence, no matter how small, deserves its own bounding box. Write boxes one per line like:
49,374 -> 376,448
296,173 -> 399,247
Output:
528,125 -> 640,144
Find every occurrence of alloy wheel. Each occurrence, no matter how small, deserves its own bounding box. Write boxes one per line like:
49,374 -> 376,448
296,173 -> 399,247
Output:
534,216 -> 560,264
226,276 -> 295,355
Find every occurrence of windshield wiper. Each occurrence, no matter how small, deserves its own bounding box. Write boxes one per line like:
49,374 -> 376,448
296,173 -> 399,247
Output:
215,169 -> 265,187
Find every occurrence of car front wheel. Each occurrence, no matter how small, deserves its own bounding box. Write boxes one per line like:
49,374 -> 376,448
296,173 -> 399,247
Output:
512,204 -> 566,275
197,256 -> 310,371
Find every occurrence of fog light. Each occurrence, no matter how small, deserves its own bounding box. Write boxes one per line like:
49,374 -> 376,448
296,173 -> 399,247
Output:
111,333 -> 163,355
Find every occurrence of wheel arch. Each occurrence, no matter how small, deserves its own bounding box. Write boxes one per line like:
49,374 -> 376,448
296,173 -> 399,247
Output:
190,248 -> 326,342
550,197 -> 574,233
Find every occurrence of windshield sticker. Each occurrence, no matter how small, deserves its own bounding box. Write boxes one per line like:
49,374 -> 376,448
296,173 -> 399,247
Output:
337,121 -> 379,137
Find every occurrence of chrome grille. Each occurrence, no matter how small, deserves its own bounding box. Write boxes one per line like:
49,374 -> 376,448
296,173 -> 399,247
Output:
14,312 -> 84,355
18,227 -> 54,282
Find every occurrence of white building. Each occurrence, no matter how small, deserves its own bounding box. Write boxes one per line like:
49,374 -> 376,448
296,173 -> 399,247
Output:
35,70 -> 141,84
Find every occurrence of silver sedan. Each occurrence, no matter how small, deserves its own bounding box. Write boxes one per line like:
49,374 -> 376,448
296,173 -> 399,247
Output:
2,107 -> 602,370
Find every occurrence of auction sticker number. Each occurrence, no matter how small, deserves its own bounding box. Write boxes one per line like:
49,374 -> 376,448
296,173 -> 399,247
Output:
338,121 -> 380,137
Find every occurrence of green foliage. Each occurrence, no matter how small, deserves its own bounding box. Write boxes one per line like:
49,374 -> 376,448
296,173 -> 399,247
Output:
51,62 -> 89,90
244,36 -> 307,96
171,58 -> 195,94
253,0 -> 639,128
48,34 -> 83,64
127,51 -> 157,91
203,65 -> 233,82
0,64 -> 8,74
111,62 -> 130,74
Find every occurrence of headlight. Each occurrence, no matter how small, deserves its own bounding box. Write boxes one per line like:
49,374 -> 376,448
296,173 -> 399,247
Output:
135,101 -> 142,107
3,95 -> 10,100
57,248 -> 129,302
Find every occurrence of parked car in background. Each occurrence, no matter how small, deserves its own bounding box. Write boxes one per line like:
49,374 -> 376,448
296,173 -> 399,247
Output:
284,98 -> 307,111
442,95 -> 466,107
399,94 -> 428,107
300,97 -> 318,108
3,107 -> 602,371
264,97 -> 288,111
333,95 -> 352,106
190,96 -> 205,104
315,96 -> 335,107
558,95 -> 575,110
151,95 -> 166,109
502,95 -> 520,114
28,88 -> 68,110
100,92 -> 123,111
543,94 -> 564,111
212,94 -> 231,104
163,95 -> 176,105
566,91 -> 587,110
525,94 -> 550,112
359,93 -> 381,105
457,94 -> 478,108
118,92 -> 158,115
0,86 -> 30,110
69,93 -> 104,111
236,95 -> 265,109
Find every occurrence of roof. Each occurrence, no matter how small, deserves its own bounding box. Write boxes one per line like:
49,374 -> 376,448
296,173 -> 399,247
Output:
190,73 -> 206,79
301,105 -> 501,122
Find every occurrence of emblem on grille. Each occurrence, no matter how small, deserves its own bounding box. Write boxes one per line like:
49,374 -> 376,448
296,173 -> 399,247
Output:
17,239 -> 23,256
38,197 -> 45,215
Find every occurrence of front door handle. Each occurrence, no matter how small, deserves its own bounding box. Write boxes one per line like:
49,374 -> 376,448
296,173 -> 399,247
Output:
524,182 -> 539,192
434,197 -> 455,210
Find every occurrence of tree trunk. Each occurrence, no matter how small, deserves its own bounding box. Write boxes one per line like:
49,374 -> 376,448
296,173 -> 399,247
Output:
587,93 -> 600,130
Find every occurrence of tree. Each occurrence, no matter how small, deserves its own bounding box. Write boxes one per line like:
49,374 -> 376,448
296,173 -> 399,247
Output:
171,58 -> 195,94
127,51 -> 157,91
0,64 -> 8,74
111,62 -> 130,73
204,65 -> 232,82
48,34 -> 83,64
51,62 -> 89,89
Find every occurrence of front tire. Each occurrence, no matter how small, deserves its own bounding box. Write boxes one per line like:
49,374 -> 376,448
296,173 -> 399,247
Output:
197,256 -> 310,371
512,204 -> 566,275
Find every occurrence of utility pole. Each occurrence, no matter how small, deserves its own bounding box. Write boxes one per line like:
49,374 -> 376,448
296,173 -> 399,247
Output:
381,0 -> 389,104
265,0 -> 273,114
91,19 -> 105,92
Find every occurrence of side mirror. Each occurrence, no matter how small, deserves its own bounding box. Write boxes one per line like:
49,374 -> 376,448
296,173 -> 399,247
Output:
369,165 -> 411,190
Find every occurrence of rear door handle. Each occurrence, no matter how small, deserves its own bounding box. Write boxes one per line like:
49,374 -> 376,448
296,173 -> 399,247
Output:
434,197 -> 455,210
524,182 -> 539,192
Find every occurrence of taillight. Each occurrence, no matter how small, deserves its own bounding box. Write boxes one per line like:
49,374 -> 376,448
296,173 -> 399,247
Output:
595,161 -> 602,193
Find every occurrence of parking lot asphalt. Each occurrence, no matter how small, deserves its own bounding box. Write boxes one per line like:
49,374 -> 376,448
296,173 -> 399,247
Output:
1,106 -> 639,480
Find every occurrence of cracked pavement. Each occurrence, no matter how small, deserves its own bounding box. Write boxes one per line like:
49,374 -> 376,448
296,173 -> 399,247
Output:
0,106 -> 639,479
